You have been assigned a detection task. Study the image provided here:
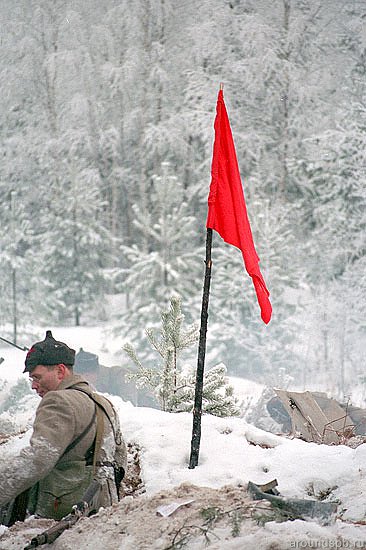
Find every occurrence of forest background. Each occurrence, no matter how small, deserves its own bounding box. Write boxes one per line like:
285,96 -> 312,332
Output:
0,0 -> 365,400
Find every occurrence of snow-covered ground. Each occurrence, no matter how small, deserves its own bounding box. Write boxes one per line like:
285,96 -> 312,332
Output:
0,326 -> 365,549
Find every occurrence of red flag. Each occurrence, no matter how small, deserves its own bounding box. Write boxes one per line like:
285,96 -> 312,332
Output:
206,90 -> 272,324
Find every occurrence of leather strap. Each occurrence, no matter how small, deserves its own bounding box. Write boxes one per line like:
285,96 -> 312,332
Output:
62,405 -> 97,457
92,405 -> 105,475
68,385 -> 121,444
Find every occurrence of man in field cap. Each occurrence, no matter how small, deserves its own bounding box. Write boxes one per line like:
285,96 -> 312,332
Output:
0,330 -> 127,524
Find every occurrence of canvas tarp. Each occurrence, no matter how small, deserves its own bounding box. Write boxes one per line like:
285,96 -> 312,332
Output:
273,389 -> 355,445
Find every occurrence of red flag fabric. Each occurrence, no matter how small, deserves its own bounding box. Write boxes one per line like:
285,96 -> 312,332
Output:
206,90 -> 272,324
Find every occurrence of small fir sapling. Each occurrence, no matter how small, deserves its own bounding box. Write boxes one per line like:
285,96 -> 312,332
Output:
123,296 -> 239,416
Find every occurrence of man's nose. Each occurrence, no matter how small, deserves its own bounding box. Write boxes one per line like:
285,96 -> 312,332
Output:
31,380 -> 39,390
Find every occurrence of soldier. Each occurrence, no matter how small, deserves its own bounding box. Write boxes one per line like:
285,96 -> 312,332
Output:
0,331 -> 127,522
74,348 -> 157,408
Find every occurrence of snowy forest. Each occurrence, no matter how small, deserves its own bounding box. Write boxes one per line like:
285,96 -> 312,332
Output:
0,0 -> 365,397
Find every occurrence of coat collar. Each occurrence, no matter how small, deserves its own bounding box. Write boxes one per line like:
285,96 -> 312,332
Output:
57,372 -> 91,392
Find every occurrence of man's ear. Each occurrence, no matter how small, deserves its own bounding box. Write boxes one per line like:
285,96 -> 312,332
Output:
56,364 -> 68,380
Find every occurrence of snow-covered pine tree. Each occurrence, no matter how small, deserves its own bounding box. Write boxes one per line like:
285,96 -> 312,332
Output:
290,8 -> 366,394
123,295 -> 198,412
36,157 -> 115,326
198,363 -> 240,417
296,96 -> 366,395
114,162 -> 203,349
1,0 -> 365,395
123,296 -> 239,416
0,189 -> 34,336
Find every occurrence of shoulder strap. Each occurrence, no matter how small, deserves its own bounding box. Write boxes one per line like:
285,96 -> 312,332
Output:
62,405 -> 97,456
69,386 -> 121,445
67,385 -> 125,498
92,405 -> 105,475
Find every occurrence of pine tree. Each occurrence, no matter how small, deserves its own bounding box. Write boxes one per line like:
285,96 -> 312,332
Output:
290,8 -> 366,395
298,99 -> 366,396
36,161 -> 115,325
123,296 -> 239,416
123,295 -> 198,411
114,162 -> 203,347
0,190 -> 34,337
0,0 -> 365,392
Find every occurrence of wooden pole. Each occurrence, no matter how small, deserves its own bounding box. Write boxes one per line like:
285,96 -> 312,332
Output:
189,228 -> 213,468
10,191 -> 17,345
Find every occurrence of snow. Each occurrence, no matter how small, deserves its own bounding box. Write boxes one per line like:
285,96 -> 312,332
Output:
0,326 -> 366,549
113,398 -> 366,519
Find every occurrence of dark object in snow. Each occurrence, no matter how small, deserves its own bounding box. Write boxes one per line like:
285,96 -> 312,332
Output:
0,335 -> 28,351
23,480 -> 101,549
251,478 -> 280,495
266,395 -> 292,432
0,357 -> 4,364
247,479 -> 337,523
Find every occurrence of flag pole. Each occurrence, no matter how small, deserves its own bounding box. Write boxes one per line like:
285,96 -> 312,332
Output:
189,227 -> 213,469
188,82 -> 227,469
190,79 -> 271,468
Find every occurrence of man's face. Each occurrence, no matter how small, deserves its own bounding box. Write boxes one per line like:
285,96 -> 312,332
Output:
29,365 -> 64,397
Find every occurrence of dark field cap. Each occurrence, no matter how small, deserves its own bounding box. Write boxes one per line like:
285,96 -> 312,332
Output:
24,330 -> 75,373
74,348 -> 99,373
